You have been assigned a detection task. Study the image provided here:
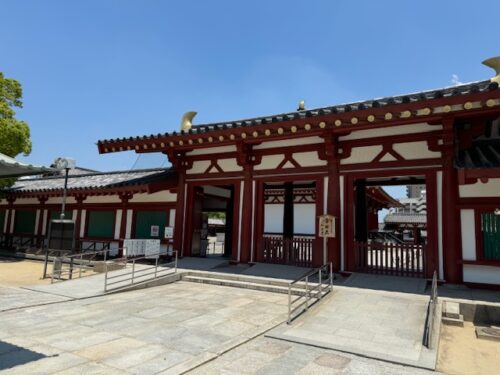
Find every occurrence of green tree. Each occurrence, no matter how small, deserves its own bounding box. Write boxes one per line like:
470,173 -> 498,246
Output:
0,72 -> 32,189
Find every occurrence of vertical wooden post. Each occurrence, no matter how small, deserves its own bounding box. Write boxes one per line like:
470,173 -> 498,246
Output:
324,136 -> 341,271
239,164 -> 253,263
441,117 -> 462,283
36,196 -> 48,248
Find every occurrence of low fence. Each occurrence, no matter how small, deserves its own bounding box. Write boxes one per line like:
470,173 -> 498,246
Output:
288,262 -> 333,324
354,241 -> 425,277
262,234 -> 314,267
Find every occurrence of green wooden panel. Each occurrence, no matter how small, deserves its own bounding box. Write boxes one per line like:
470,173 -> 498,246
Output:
0,211 -> 5,233
14,210 -> 36,234
482,213 -> 500,260
50,210 -> 73,220
135,211 -> 168,239
87,211 -> 114,238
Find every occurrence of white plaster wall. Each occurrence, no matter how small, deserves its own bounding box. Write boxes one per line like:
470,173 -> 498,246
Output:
47,197 -> 76,205
187,160 -> 211,174
218,158 -> 242,172
79,210 -> 86,237
254,137 -> 323,150
459,179 -> 500,198
255,155 -> 284,171
11,198 -> 40,205
393,141 -> 441,160
129,191 -> 177,203
294,204 -> 316,235
294,152 -> 327,167
264,204 -> 284,233
187,145 -> 237,156
125,209 -> 133,239
114,209 -> 122,240
339,122 -> 440,141
460,209 -> 476,261
463,265 -> 500,285
341,145 -> 383,165
84,195 -> 121,204
169,209 -> 176,227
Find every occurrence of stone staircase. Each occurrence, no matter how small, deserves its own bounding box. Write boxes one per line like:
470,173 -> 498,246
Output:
181,270 -> 318,296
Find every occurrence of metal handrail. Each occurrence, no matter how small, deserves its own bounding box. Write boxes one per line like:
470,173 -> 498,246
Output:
104,250 -> 178,292
49,248 -> 118,283
287,262 -> 333,324
424,270 -> 438,348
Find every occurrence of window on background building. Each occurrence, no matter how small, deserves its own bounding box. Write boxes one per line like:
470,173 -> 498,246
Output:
134,211 -> 168,239
86,211 -> 114,238
481,212 -> 500,260
14,210 -> 36,234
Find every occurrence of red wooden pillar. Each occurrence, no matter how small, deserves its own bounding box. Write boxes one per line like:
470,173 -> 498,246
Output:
325,136 -> 341,271
5,197 -> 15,246
174,171 -> 186,256
36,196 -> 48,247
239,165 -> 253,263
441,118 -> 462,283
313,177 -> 324,267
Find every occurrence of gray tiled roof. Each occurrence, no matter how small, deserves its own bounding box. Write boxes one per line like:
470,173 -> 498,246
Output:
98,80 -> 499,145
5,168 -> 175,194
456,140 -> 500,168
384,214 -> 427,224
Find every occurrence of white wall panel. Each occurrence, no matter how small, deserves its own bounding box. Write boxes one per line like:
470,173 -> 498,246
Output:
114,209 -> 122,240
341,146 -> 383,165
218,158 -> 242,172
294,152 -> 327,167
463,265 -> 500,285
254,137 -> 323,150
187,160 -> 211,174
294,204 -> 315,235
255,155 -> 284,171
460,209 -> 476,261
187,145 -> 237,155
129,191 -> 177,203
339,122 -> 440,141
264,204 -> 284,233
393,141 -> 441,160
459,179 -> 500,198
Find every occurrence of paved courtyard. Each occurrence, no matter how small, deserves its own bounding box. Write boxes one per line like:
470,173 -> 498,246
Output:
0,281 -> 287,374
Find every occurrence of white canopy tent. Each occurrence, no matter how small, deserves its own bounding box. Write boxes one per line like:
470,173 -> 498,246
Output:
0,152 -> 54,178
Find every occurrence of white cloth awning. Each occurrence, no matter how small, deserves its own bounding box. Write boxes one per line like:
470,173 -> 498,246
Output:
0,152 -> 54,178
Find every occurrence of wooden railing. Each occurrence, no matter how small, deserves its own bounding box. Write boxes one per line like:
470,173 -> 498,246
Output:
354,241 -> 425,277
262,234 -> 314,267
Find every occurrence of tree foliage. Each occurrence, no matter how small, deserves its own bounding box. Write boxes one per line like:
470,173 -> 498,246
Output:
0,72 -> 31,157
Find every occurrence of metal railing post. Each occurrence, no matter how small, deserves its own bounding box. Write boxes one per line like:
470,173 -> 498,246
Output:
175,251 -> 178,272
104,261 -> 108,292
69,255 -> 74,280
131,259 -> 135,284
330,262 -> 333,291
318,268 -> 322,299
155,255 -> 159,278
287,285 -> 292,324
305,276 -> 309,310
79,253 -> 83,278
43,249 -> 49,279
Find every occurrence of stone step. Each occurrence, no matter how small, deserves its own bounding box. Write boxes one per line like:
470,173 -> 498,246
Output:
476,326 -> 500,342
183,270 -> 314,290
443,301 -> 461,319
442,315 -> 464,327
182,275 -> 324,296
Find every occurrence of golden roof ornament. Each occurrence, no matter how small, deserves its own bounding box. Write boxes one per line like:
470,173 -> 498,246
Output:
482,56 -> 500,84
180,111 -> 197,132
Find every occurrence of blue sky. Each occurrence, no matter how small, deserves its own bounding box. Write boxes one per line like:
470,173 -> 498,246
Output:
2,0 -> 500,198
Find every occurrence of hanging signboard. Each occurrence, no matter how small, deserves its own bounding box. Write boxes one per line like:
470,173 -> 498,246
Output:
318,215 -> 336,238
164,226 -> 174,239
150,225 -> 160,237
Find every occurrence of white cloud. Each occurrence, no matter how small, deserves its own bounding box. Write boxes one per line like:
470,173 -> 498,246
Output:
451,74 -> 462,86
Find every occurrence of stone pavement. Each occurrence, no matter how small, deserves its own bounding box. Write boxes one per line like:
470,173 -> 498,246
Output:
0,281 -> 288,374
267,286 -> 436,369
189,336 -> 434,375
0,286 -> 71,312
